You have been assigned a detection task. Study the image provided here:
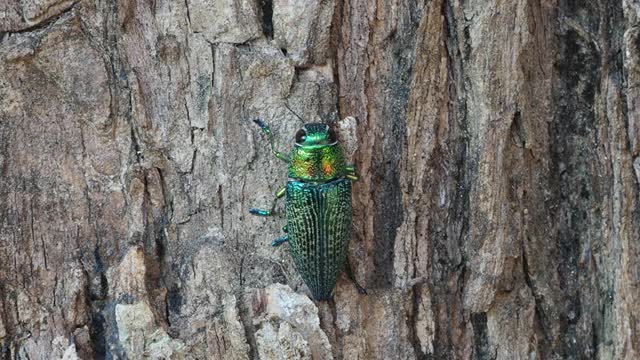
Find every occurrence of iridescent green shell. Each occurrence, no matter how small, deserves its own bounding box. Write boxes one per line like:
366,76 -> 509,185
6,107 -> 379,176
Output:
286,178 -> 352,300
288,145 -> 346,181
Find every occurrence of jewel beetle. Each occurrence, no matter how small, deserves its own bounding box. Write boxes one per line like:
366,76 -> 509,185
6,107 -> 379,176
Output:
249,119 -> 366,301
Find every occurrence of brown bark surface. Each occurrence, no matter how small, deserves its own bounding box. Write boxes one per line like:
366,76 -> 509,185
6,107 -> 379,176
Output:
1,0 -> 639,359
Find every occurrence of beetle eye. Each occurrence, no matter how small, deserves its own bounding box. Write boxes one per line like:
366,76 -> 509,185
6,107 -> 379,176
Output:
295,129 -> 306,143
327,129 -> 337,143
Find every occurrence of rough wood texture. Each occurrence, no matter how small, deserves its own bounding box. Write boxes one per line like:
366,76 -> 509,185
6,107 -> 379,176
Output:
1,0 -> 638,359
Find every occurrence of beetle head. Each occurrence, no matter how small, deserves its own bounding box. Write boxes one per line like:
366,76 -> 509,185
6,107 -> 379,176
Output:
289,123 -> 346,182
294,123 -> 337,148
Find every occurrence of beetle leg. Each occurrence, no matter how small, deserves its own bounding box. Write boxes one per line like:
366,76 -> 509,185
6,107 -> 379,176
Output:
271,235 -> 289,247
250,186 -> 286,216
253,119 -> 289,163
345,260 -> 367,295
345,165 -> 359,181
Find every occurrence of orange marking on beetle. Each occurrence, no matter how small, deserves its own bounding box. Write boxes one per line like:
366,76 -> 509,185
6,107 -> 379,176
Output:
322,159 -> 334,175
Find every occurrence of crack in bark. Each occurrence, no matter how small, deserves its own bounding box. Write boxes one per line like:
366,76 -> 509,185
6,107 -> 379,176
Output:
259,0 -> 274,39
522,237 -> 549,344
184,0 -> 192,29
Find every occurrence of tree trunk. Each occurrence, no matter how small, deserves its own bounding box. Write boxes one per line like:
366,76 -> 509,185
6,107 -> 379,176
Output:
1,0 -> 639,359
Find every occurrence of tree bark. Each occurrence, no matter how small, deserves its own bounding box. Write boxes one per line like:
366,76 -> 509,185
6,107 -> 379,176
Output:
1,0 -> 639,359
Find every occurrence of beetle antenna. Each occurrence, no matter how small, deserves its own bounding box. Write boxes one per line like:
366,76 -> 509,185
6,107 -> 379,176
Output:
253,118 -> 289,163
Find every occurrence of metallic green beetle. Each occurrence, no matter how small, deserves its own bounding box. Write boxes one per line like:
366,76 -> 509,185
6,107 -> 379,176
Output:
249,119 -> 366,301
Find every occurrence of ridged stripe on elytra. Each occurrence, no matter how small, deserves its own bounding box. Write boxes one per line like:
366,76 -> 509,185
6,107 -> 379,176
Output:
311,186 -> 320,294
293,182 -> 315,292
317,187 -> 326,294
286,178 -> 352,300
333,180 -> 349,297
